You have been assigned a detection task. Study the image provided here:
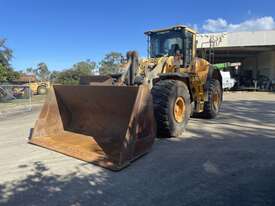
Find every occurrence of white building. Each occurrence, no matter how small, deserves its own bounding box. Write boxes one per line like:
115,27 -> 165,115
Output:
197,30 -> 275,88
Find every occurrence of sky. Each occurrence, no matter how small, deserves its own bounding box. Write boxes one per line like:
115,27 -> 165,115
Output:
1,0 -> 275,71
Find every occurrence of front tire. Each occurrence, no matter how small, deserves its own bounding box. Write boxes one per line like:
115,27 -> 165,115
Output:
37,86 -> 47,95
151,80 -> 191,138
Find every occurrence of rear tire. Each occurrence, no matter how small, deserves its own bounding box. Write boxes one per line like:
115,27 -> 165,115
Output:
37,86 -> 47,95
201,79 -> 222,118
151,80 -> 191,138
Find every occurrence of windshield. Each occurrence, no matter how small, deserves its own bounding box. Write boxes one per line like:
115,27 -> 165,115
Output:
149,31 -> 184,58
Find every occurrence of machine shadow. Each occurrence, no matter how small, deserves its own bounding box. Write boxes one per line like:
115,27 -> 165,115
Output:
219,99 -> 275,125
2,138 -> 275,205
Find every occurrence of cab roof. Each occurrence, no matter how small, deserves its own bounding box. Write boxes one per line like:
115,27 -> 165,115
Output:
144,25 -> 197,35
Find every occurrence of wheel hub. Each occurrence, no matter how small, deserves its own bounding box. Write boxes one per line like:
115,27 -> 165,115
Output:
173,97 -> 185,123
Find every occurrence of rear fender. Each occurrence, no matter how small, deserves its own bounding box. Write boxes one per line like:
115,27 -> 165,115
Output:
154,73 -> 194,102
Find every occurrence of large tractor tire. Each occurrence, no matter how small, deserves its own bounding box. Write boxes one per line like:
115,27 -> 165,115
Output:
37,86 -> 48,95
151,80 -> 191,138
201,79 -> 222,118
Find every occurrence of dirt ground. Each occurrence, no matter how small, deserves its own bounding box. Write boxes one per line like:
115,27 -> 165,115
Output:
0,95 -> 45,117
0,92 -> 275,206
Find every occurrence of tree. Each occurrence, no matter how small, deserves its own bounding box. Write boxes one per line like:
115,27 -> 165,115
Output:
26,67 -> 34,74
0,63 -> 19,82
99,52 -> 123,75
35,62 -> 50,81
72,59 -> 96,75
0,64 -> 8,82
54,69 -> 79,85
0,38 -> 19,82
49,70 -> 60,83
54,60 -> 97,85
0,38 -> 13,67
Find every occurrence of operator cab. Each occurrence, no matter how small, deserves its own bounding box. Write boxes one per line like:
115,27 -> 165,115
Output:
145,25 -> 196,68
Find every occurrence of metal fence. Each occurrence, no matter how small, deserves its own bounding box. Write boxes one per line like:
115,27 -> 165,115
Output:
0,84 -> 32,117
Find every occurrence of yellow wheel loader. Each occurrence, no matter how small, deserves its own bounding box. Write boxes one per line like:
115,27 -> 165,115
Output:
28,81 -> 50,95
29,25 -> 222,170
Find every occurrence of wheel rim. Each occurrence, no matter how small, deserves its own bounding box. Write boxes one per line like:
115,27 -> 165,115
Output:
173,97 -> 185,123
39,87 -> 47,94
212,90 -> 221,112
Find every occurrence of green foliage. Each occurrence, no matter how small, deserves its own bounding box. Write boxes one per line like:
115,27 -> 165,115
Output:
35,63 -> 50,81
55,69 -> 79,85
49,70 -> 59,83
0,63 -> 20,82
26,67 -> 34,74
0,64 -> 7,81
0,39 -> 19,82
53,60 -> 97,85
0,47 -> 124,85
0,38 -> 13,67
99,52 -> 123,75
73,59 -> 96,75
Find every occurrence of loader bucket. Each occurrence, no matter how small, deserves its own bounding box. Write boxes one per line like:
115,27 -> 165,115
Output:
29,85 -> 156,170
